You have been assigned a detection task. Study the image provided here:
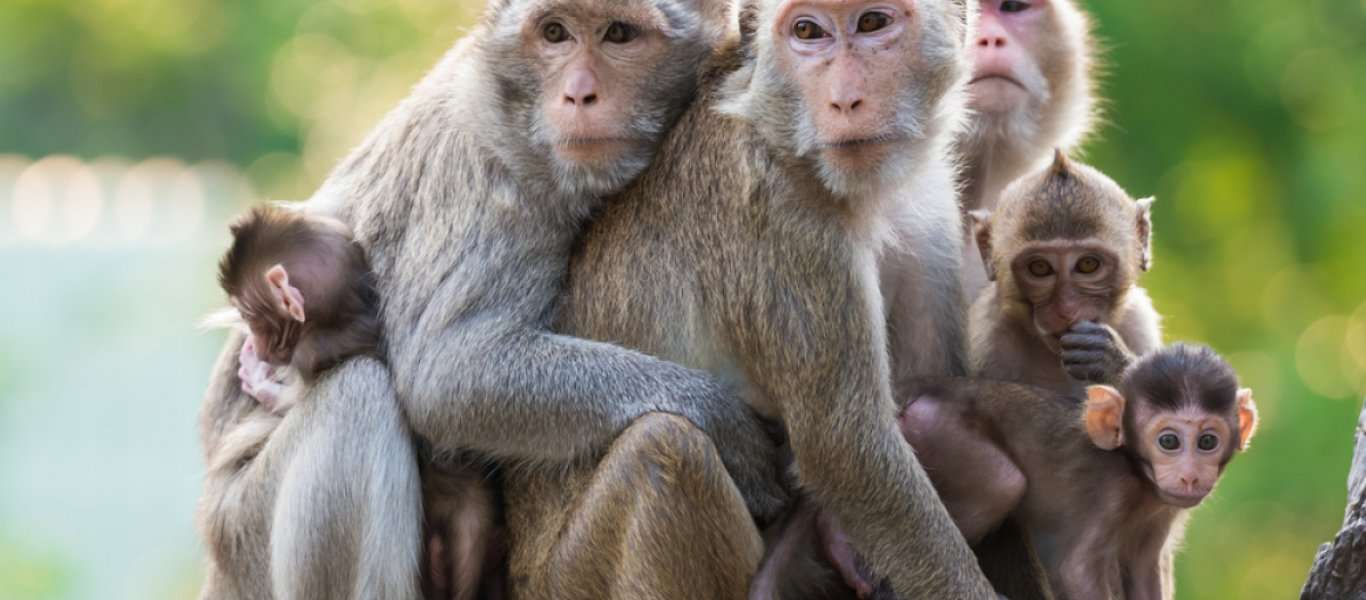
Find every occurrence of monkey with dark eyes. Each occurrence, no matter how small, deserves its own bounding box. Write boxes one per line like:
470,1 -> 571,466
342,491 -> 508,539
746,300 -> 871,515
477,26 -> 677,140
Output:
967,150 -> 1163,395
810,343 -> 1259,600
212,205 -> 499,600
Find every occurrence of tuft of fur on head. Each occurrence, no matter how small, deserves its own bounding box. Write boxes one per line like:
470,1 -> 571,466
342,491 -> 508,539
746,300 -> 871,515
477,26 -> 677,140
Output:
988,152 -> 1148,277
717,0 -> 976,201
1121,343 -> 1239,416
957,0 -> 1100,177
475,0 -> 718,202
199,306 -> 248,333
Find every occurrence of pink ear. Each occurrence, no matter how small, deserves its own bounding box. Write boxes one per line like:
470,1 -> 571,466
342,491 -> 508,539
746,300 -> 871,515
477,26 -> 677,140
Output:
1083,385 -> 1126,450
264,264 -> 306,323
968,209 -> 996,282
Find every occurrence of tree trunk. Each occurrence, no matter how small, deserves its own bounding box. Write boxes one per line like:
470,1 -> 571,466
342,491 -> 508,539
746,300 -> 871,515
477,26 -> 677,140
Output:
1301,398 -> 1366,600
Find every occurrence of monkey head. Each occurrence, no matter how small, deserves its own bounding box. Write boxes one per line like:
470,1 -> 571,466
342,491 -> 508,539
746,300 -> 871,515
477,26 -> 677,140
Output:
480,0 -> 725,198
719,0 -> 973,198
962,0 -> 1093,159
969,151 -> 1153,352
1083,344 -> 1258,508
219,207 -> 375,369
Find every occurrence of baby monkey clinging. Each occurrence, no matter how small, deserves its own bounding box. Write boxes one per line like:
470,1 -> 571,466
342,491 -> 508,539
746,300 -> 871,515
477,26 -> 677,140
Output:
216,205 -> 380,412
900,343 -> 1260,599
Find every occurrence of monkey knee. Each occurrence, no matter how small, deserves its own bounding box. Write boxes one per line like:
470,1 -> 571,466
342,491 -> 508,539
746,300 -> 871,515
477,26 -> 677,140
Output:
610,412 -> 726,494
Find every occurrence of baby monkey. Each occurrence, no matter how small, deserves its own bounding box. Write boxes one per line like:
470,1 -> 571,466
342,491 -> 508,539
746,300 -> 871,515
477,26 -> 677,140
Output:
217,205 -> 380,412
213,205 -> 498,600
899,343 -> 1259,600
968,150 -> 1162,394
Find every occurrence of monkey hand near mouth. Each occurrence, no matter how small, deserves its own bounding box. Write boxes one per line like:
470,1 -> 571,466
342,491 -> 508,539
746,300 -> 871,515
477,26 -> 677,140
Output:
1060,319 -> 1136,385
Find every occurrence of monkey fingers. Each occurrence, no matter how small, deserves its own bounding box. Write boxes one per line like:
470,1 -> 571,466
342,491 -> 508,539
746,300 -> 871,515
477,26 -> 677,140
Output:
1060,321 -> 1133,384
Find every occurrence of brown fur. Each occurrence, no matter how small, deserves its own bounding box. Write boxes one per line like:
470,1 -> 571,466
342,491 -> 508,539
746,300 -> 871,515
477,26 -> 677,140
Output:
968,153 -> 1161,396
899,344 -> 1258,600
526,0 -> 997,597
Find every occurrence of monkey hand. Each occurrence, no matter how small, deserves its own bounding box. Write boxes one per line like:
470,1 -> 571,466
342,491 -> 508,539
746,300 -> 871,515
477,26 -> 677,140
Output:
1060,321 -> 1135,385
238,338 -> 289,414
691,396 -> 791,523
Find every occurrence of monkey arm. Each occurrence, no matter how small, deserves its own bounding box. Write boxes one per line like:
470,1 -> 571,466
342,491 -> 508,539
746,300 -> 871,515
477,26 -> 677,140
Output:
734,243 -> 995,599
396,323 -> 789,519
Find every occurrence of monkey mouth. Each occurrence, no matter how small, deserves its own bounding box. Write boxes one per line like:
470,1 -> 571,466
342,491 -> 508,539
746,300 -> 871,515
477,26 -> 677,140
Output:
1158,490 -> 1207,508
553,137 -> 640,164
819,134 -> 904,151
969,74 -> 1025,89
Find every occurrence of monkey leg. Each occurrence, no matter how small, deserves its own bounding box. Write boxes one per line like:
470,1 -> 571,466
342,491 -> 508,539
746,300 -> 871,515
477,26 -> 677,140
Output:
504,412 -> 764,600
269,356 -> 425,600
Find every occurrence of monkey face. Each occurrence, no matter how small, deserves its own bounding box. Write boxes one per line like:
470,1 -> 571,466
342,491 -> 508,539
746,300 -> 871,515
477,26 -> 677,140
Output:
1127,403 -> 1234,508
1007,240 -> 1120,348
484,0 -> 714,197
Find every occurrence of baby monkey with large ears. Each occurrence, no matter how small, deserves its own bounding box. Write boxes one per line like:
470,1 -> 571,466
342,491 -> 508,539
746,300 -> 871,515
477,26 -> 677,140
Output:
898,343 -> 1260,600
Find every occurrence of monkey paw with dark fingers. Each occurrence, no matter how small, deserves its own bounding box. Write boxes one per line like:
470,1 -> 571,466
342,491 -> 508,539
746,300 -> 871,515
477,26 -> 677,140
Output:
1059,321 -> 1134,385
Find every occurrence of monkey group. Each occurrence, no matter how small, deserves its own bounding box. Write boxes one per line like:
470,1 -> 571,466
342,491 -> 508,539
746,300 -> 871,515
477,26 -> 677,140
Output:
196,1 -> 1261,599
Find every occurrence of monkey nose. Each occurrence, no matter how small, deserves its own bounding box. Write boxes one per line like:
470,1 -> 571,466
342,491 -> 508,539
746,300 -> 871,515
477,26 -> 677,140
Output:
562,70 -> 599,107
828,95 -> 864,114
977,34 -> 1007,49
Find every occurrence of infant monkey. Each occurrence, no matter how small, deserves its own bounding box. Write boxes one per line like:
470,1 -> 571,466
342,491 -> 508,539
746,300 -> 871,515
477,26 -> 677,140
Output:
896,343 -> 1260,600
214,205 -> 498,600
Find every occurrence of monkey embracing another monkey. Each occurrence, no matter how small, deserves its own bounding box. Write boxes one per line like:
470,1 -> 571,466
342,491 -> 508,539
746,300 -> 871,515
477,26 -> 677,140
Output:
196,0 -> 786,595
968,150 -> 1162,395
546,0 -> 997,597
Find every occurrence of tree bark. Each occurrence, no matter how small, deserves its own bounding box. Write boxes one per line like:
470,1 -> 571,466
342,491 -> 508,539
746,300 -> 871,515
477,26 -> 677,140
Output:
1301,398 -> 1366,600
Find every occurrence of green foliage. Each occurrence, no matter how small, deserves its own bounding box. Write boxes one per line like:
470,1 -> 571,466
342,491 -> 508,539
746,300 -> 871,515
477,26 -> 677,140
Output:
1,0 -> 1363,598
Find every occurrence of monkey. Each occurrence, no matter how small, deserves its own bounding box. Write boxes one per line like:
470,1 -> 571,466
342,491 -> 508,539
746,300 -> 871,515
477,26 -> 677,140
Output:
205,205 -> 501,600
957,0 -> 1099,300
898,343 -> 1260,600
213,205 -> 381,415
195,0 -> 786,597
967,150 -> 1162,395
518,0 -> 1000,597
786,343 -> 1259,600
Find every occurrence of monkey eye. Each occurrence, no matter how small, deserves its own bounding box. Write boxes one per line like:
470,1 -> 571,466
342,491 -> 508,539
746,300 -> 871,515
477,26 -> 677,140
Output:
1075,256 -> 1101,274
856,11 -> 892,33
1000,0 -> 1031,13
1197,433 -> 1220,452
792,18 -> 829,40
542,21 -> 570,43
1027,259 -> 1054,277
603,22 -> 638,44
1157,432 -> 1181,452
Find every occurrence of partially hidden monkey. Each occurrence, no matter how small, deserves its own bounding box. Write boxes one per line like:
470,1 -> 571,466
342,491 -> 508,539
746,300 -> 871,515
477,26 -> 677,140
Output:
958,0 -> 1099,299
967,150 -> 1162,395
898,343 -> 1260,600
541,0 -> 996,597
196,0 -> 784,597
205,205 -> 499,600
789,344 -> 1259,600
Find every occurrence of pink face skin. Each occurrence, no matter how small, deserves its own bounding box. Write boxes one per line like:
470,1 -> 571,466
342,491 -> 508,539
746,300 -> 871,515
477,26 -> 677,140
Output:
1007,239 -> 1120,351
773,0 -> 917,172
1130,404 -> 1234,508
969,0 -> 1050,113
526,7 -> 671,167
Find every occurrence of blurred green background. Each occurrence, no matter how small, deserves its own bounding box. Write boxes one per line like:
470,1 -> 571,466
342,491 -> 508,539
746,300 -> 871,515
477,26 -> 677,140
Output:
0,0 -> 1362,598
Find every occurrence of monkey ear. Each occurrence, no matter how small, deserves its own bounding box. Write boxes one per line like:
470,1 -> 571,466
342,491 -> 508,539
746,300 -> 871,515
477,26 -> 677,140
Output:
1236,388 -> 1259,451
264,264 -> 307,323
1083,385 -> 1126,450
967,209 -> 996,282
1135,197 -> 1155,272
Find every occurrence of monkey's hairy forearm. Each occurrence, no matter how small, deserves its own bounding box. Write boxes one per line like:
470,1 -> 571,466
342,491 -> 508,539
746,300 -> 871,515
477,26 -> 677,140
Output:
399,325 -> 736,463
746,251 -> 993,598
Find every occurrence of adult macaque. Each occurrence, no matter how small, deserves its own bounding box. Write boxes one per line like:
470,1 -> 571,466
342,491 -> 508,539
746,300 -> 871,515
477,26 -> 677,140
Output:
204,206 -> 499,600
539,0 -> 996,597
958,0 -> 1098,298
968,151 -> 1161,394
897,344 -> 1259,599
196,0 -> 781,597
